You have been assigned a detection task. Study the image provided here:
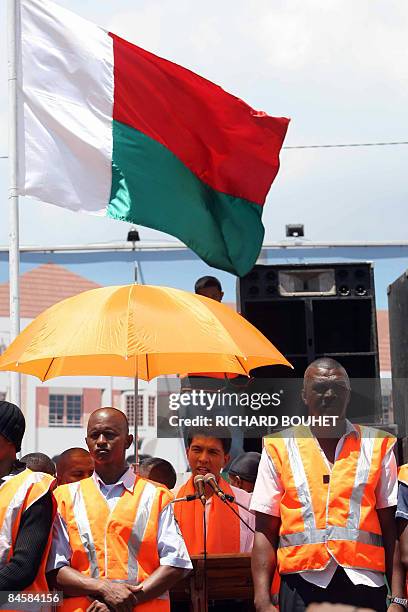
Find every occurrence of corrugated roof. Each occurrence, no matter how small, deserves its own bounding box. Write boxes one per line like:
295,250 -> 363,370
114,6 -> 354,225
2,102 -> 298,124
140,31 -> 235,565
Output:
0,263 -> 101,318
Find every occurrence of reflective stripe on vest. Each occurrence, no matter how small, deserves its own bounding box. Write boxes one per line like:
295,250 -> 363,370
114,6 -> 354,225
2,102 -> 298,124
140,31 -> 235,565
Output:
68,481 -> 100,578
0,470 -> 54,565
264,425 -> 395,574
0,469 -> 55,593
283,435 -> 316,532
279,526 -> 383,548
128,482 -> 158,582
347,431 -> 375,531
65,479 -> 162,579
56,475 -> 171,611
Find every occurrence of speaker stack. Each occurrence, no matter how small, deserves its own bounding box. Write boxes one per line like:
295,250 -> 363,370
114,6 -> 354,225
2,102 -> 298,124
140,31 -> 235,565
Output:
237,262 -> 381,425
388,270 -> 408,457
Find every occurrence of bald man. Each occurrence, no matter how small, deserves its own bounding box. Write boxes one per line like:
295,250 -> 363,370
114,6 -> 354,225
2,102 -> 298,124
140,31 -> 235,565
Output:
56,448 -> 94,485
139,457 -> 177,491
20,452 -> 56,476
251,358 -> 399,612
47,407 -> 191,611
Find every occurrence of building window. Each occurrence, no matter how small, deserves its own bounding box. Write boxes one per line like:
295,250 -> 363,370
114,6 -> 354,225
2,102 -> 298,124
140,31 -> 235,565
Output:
0,391 -> 6,402
125,394 -> 144,427
49,394 -> 82,427
148,396 -> 156,427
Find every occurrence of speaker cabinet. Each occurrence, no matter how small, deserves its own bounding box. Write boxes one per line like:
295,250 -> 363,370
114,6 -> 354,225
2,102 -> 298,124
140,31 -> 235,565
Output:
388,270 -> 408,441
238,263 -> 381,426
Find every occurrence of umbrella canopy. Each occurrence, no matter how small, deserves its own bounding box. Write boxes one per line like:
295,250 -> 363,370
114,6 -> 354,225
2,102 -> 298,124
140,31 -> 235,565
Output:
0,284 -> 291,381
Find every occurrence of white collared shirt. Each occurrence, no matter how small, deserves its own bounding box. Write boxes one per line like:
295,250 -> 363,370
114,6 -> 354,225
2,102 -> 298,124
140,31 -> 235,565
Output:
47,467 -> 192,572
250,420 -> 397,588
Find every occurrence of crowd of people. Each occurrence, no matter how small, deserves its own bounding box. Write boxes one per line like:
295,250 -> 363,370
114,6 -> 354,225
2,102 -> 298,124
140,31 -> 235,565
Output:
2,276 -> 408,611
0,400 -> 262,611
3,358 -> 408,612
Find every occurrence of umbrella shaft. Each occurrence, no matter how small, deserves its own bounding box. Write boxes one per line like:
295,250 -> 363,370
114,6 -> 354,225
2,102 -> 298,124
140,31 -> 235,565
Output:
134,375 -> 139,472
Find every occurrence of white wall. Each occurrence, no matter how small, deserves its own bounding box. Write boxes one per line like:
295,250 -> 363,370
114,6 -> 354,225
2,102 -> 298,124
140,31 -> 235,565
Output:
37,426 -> 87,458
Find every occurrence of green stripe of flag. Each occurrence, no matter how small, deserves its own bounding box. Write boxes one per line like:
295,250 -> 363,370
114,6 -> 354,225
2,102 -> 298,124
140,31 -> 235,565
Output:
108,120 -> 264,276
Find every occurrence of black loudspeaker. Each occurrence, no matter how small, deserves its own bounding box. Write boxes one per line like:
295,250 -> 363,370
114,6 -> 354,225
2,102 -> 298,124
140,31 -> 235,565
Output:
388,270 -> 408,443
237,263 -> 381,426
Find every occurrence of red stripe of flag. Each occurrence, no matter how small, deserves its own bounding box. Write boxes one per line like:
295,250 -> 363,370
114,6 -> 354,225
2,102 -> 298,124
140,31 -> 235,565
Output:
109,33 -> 289,206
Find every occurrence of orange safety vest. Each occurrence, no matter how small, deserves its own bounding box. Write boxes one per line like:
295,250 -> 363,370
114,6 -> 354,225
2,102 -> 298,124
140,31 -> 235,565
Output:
399,464 -> 408,485
55,475 -> 173,612
0,469 -> 56,594
174,476 -> 241,555
264,425 -> 395,575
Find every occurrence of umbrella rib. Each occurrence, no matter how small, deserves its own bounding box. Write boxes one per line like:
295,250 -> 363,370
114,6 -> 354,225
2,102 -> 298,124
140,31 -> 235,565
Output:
43,358 -> 55,381
235,355 -> 248,375
125,284 -> 135,360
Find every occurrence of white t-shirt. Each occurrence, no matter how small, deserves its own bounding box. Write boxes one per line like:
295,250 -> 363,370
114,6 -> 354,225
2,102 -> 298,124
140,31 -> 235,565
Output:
203,484 -> 255,552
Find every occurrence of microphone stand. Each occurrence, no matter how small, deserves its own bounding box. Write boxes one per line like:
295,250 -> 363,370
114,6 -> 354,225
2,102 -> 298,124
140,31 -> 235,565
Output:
203,500 -> 208,610
171,494 -> 199,503
225,494 -> 255,521
171,491 -> 209,608
221,496 -> 255,533
206,478 -> 255,534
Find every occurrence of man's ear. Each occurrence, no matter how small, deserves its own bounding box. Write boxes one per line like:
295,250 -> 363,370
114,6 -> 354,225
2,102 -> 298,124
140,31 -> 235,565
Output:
223,453 -> 230,468
126,434 -> 133,450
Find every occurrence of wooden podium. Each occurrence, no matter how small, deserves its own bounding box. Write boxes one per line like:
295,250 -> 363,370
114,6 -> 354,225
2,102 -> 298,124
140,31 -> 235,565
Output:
170,553 -> 255,612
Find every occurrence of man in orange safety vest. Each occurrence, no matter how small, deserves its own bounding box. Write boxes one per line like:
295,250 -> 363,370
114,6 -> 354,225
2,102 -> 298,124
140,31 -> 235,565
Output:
250,358 -> 401,612
47,407 -> 191,611
0,401 -> 55,604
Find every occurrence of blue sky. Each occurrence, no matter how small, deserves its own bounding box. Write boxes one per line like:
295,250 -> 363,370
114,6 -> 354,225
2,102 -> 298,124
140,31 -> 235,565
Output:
0,0 -> 407,290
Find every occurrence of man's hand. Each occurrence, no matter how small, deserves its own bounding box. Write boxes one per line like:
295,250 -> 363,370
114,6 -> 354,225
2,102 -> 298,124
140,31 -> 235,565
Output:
252,513 -> 281,612
255,604 -> 278,612
388,605 -> 407,612
306,605 -> 374,611
86,601 -> 110,612
97,581 -> 142,612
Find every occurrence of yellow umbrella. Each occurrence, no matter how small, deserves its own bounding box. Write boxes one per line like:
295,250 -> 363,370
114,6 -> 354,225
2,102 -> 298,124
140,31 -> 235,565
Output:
0,284 -> 291,380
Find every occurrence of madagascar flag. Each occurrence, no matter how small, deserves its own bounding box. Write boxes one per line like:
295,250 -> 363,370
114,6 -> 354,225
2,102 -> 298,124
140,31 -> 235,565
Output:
16,0 -> 289,276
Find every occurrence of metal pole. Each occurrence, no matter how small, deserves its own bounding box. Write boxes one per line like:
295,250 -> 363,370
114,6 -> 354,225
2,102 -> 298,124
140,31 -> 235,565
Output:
7,0 -> 21,409
134,373 -> 139,472
133,258 -> 139,471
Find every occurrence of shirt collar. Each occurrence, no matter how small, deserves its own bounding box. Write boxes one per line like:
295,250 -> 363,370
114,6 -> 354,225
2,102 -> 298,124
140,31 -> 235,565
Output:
0,460 -> 27,485
343,419 -> 360,438
93,466 -> 136,491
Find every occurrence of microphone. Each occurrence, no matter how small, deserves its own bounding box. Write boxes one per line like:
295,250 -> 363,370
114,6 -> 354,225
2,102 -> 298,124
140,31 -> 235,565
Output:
171,494 -> 199,503
204,473 -> 229,502
194,475 -> 206,506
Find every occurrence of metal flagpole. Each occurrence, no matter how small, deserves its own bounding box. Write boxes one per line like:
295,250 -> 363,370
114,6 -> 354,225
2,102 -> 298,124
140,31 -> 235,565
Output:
7,0 -> 21,410
133,249 -> 139,471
